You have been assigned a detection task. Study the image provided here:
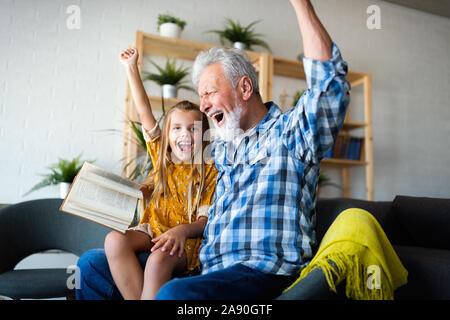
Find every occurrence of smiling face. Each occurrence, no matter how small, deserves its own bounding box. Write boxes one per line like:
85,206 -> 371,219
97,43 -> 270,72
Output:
168,109 -> 203,163
198,63 -> 244,141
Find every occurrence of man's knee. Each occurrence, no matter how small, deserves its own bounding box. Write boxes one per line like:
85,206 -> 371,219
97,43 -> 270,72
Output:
77,248 -> 108,280
76,248 -> 113,300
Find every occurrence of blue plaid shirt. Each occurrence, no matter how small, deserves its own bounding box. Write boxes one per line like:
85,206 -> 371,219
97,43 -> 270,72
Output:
199,44 -> 351,276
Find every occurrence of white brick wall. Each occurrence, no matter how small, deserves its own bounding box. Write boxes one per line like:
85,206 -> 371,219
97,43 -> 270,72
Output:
1,0 -> 449,204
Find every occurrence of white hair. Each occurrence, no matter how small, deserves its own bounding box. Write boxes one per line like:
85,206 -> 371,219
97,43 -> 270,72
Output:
192,47 -> 259,94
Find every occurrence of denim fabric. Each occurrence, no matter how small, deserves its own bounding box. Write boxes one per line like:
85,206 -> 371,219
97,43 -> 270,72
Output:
155,263 -> 296,300
76,249 -> 295,300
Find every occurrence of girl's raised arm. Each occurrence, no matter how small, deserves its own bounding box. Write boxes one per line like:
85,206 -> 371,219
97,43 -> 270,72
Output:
120,47 -> 157,131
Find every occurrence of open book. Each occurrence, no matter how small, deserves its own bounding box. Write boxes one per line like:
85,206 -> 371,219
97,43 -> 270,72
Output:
60,162 -> 145,234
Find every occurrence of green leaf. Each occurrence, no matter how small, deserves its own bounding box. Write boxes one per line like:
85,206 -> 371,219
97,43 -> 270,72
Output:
142,57 -> 191,87
207,18 -> 272,53
24,153 -> 94,196
157,13 -> 186,31
129,120 -> 147,150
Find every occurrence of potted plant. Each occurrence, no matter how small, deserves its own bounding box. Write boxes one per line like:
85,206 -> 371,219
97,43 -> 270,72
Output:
142,57 -> 194,99
157,13 -> 186,38
24,154 -> 93,198
207,18 -> 272,53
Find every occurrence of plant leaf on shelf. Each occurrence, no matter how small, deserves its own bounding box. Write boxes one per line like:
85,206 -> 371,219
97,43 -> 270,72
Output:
207,18 -> 272,53
24,153 -> 94,196
157,13 -> 186,31
142,57 -> 193,91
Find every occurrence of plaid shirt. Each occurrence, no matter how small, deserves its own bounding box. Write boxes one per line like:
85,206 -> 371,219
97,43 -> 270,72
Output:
199,43 -> 351,276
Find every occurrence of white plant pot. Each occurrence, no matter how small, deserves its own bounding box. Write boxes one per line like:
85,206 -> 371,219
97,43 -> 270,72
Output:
59,182 -> 71,199
162,84 -> 177,98
159,23 -> 181,38
233,42 -> 247,50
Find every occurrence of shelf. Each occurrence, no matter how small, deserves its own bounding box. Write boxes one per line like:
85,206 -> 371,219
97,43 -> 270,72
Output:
322,158 -> 367,167
273,57 -> 306,80
148,95 -> 198,111
141,32 -> 262,65
342,121 -> 367,130
273,57 -> 367,87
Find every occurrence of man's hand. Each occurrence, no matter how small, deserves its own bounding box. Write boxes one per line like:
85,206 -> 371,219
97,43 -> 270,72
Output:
151,224 -> 188,258
119,47 -> 139,66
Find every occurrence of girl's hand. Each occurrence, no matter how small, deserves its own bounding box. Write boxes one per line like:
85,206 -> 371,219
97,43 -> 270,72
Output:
151,225 -> 187,258
119,47 -> 138,66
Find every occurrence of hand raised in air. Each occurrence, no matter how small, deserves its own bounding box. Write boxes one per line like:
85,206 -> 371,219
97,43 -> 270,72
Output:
119,47 -> 138,66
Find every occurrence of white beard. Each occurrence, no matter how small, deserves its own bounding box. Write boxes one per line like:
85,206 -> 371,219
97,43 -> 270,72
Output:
212,104 -> 243,142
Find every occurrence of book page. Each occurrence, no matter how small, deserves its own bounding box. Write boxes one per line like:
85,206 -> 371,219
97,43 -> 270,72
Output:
80,171 -> 143,199
68,177 -> 137,222
81,162 -> 143,196
63,201 -> 128,233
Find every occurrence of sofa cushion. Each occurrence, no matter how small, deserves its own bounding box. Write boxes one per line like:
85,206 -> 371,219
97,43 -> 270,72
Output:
394,245 -> 450,300
393,195 -> 450,250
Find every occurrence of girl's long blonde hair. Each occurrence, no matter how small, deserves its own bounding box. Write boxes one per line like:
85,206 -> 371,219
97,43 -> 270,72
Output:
145,100 -> 210,223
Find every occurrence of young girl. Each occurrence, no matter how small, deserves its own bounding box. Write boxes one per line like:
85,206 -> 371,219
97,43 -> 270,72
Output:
104,47 -> 217,300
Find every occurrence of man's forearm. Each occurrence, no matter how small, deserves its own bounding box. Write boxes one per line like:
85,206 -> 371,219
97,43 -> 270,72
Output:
290,0 -> 332,62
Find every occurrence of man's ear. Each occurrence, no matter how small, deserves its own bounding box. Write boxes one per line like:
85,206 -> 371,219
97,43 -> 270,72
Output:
238,76 -> 254,101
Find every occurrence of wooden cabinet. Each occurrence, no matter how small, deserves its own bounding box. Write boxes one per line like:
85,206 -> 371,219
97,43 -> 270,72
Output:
123,31 -> 374,200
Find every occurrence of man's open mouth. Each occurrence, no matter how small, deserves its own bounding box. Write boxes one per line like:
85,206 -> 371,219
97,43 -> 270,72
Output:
209,111 -> 225,127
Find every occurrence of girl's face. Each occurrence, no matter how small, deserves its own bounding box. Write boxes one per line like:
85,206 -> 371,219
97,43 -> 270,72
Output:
168,109 -> 204,163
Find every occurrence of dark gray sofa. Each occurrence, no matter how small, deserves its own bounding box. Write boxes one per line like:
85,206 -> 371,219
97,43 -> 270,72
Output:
0,198 -> 110,299
1,195 -> 449,299
283,195 -> 450,300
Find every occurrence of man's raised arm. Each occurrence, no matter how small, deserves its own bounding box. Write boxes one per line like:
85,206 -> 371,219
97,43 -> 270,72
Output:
290,0 -> 332,62
282,0 -> 350,164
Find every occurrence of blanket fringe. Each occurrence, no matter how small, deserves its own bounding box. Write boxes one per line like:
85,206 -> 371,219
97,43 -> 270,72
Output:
299,252 -> 394,300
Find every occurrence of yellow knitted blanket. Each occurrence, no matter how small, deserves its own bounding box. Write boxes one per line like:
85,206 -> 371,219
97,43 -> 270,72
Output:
285,208 -> 408,300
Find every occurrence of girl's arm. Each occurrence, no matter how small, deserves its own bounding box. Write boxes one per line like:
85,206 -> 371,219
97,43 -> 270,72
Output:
151,217 -> 208,258
120,47 -> 157,131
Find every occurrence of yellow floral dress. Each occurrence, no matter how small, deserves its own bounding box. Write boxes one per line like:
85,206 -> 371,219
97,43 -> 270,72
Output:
132,125 -> 217,271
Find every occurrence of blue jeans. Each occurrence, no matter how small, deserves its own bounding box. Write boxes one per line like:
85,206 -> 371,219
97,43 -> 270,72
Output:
76,248 -> 296,300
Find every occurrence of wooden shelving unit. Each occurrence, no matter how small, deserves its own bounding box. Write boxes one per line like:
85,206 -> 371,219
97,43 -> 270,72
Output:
123,31 -> 374,200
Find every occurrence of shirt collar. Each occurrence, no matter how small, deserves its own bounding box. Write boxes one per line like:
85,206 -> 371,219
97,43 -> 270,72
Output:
253,101 -> 282,135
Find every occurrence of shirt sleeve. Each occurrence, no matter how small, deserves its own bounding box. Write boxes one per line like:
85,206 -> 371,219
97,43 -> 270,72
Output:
142,124 -> 162,167
196,165 -> 218,220
282,43 -> 351,164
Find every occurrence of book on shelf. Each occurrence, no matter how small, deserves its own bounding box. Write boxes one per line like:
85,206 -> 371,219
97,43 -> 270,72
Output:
325,135 -> 364,161
60,162 -> 145,234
